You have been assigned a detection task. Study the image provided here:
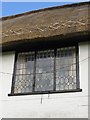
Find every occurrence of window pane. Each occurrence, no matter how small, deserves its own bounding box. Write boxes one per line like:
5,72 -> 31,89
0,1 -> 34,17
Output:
14,74 -> 33,93
56,47 -> 77,91
14,52 -> 35,93
35,73 -> 53,91
35,50 -> 54,92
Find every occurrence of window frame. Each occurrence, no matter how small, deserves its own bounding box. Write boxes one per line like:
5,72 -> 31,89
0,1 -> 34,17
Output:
9,44 -> 82,96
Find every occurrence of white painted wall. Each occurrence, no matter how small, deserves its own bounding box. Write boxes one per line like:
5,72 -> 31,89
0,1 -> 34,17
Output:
0,52 -> 2,120
0,42 -> 89,118
88,42 -> 90,119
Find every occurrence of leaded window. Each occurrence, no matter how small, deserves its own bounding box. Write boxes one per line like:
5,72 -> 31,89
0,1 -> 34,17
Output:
12,46 -> 80,94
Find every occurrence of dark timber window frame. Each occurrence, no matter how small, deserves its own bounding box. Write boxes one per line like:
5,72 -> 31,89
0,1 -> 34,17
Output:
9,44 -> 82,96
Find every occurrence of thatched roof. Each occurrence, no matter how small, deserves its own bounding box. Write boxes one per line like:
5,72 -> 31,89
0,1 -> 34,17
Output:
1,2 -> 90,50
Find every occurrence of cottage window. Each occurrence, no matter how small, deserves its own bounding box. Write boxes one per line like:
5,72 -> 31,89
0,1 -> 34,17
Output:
11,46 -> 80,95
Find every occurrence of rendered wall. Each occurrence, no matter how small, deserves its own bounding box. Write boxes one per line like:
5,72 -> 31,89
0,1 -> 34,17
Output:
88,42 -> 90,119
0,52 -> 2,120
0,42 -> 89,118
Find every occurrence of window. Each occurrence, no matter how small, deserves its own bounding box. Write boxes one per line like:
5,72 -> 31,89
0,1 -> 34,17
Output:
11,46 -> 81,95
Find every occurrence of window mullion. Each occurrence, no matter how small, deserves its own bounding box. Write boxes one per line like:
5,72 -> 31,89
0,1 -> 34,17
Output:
11,52 -> 18,94
76,45 -> 80,89
53,49 -> 56,91
32,51 -> 37,92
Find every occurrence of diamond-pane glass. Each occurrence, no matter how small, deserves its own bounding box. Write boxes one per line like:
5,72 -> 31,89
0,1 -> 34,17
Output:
56,47 -> 77,91
35,50 -> 54,91
14,52 -> 35,93
13,46 -> 78,94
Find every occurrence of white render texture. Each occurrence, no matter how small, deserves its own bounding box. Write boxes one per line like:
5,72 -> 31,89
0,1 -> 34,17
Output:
0,42 -> 89,118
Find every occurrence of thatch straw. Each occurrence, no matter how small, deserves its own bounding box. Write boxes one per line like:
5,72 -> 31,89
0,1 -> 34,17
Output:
1,2 -> 90,46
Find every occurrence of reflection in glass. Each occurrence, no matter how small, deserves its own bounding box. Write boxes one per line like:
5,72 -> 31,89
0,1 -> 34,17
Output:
14,52 -> 35,93
35,50 -> 54,91
13,46 -> 77,94
56,47 -> 77,90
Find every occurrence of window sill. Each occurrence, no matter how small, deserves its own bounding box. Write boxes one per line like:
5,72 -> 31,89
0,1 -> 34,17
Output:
8,89 -> 82,96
